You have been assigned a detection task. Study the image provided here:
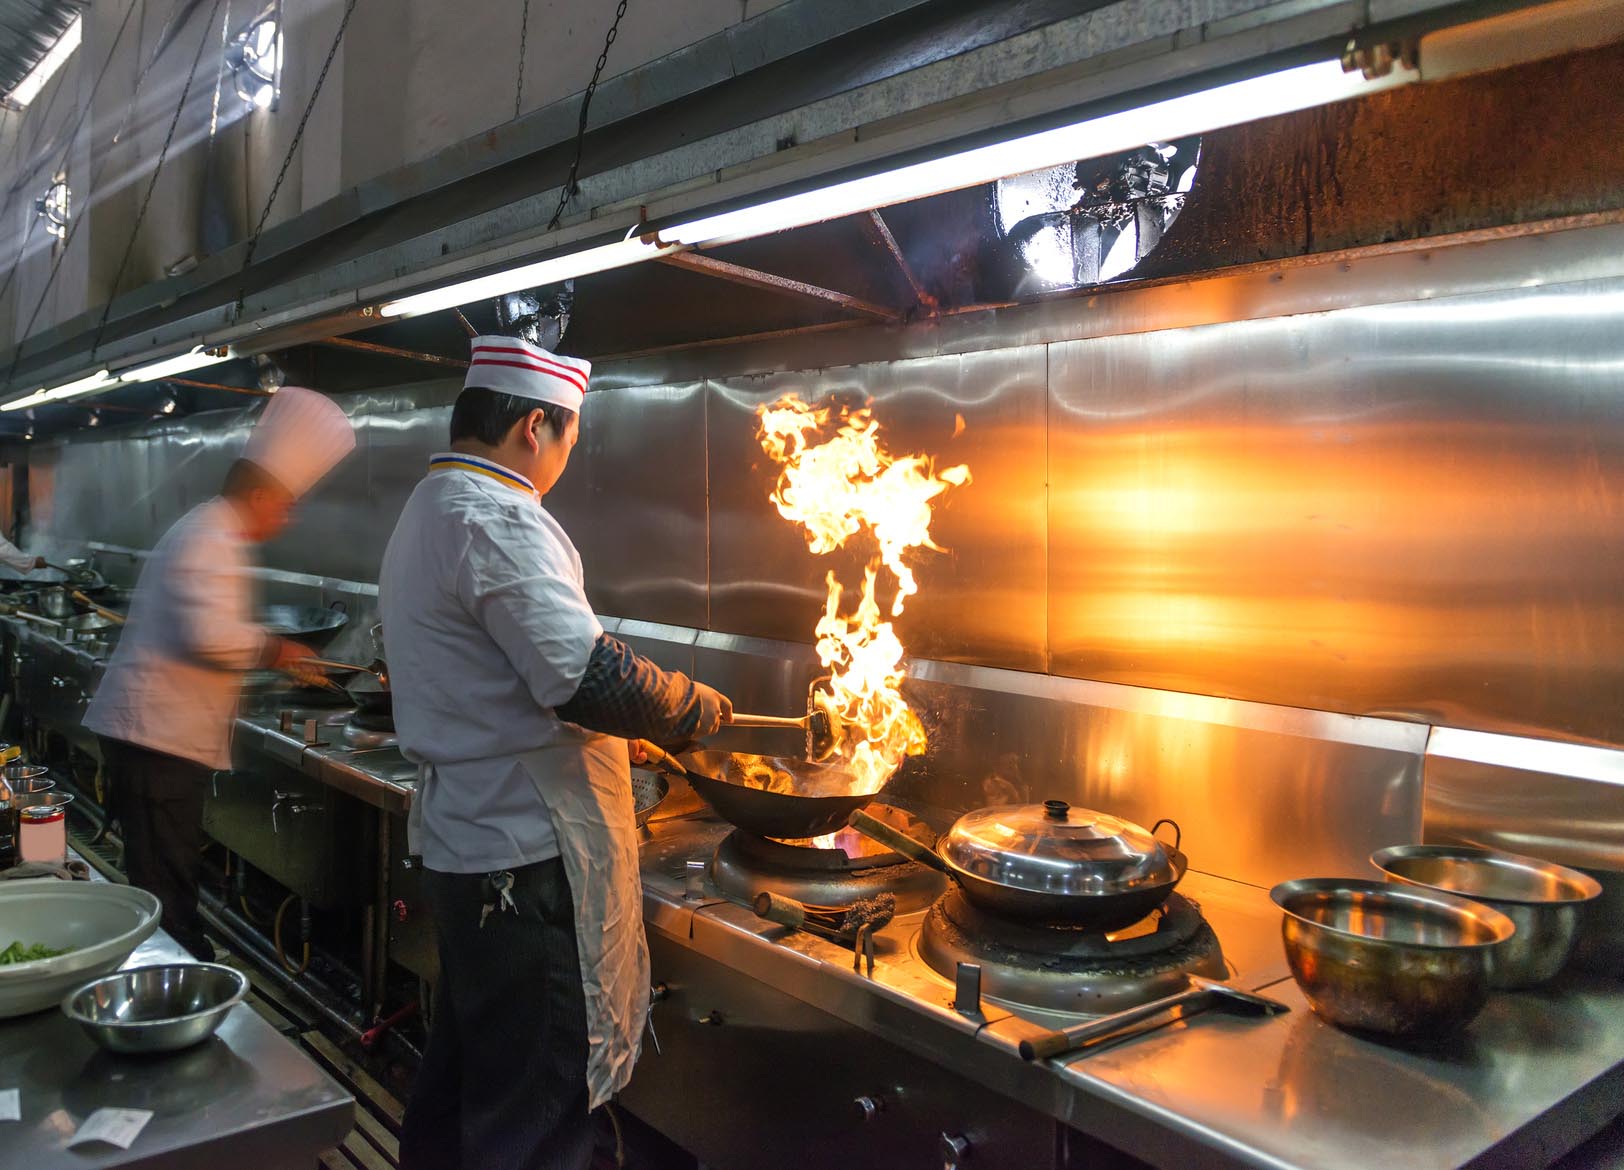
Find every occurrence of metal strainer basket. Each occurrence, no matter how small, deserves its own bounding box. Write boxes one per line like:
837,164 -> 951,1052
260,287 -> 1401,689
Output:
632,770 -> 669,829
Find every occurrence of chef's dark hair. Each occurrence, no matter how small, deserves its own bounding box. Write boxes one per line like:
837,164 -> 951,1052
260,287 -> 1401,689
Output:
450,387 -> 573,446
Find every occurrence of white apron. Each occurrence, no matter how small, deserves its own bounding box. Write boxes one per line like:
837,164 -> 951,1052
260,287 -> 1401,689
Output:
520,736 -> 648,1109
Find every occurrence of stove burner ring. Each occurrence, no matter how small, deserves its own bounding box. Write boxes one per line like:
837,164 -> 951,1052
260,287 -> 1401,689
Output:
940,885 -> 1208,961
731,828 -> 904,873
710,827 -> 946,914
917,886 -> 1228,1014
350,710 -> 395,732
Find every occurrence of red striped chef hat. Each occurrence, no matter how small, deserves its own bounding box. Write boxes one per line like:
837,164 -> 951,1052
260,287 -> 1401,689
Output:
464,335 -> 591,412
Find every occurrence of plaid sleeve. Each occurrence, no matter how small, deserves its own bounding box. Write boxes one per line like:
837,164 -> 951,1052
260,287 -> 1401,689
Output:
554,633 -> 704,746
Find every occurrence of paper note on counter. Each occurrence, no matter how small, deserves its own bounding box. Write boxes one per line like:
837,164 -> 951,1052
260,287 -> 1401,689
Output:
68,1108 -> 153,1149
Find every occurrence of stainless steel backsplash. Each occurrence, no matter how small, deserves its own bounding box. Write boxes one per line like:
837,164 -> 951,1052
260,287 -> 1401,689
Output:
28,219 -> 1624,890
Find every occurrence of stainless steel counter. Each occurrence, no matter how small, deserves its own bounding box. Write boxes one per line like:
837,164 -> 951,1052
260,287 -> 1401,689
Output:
0,881 -> 354,1170
633,811 -> 1624,1170
233,707 -> 416,816
7,614 -> 1621,1168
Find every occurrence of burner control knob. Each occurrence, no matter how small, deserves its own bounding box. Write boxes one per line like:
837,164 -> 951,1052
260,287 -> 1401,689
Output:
392,899 -> 409,923
939,1132 -> 971,1167
650,982 -> 670,1004
852,1096 -> 884,1122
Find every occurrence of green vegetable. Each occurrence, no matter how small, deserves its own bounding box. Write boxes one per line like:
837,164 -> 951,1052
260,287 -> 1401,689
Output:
0,940 -> 72,964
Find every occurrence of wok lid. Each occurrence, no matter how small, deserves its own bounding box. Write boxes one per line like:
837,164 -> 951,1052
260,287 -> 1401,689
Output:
939,800 -> 1177,898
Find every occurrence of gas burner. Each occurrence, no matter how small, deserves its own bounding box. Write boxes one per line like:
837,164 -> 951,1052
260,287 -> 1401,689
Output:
709,807 -> 945,913
341,712 -> 398,750
917,887 -> 1227,1016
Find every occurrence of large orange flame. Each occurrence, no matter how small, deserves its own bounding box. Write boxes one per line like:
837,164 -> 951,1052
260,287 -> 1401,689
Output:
757,395 -> 970,794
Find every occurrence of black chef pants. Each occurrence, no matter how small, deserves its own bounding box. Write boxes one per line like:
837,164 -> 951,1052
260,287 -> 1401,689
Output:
101,738 -> 214,962
402,857 -> 593,1170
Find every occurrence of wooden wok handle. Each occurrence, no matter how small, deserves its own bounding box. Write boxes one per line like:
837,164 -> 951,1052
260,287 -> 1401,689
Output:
634,741 -> 691,778
752,891 -> 807,929
728,713 -> 808,730
71,592 -> 124,624
846,810 -> 949,874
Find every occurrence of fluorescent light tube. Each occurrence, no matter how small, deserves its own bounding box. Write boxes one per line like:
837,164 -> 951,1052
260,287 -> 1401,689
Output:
379,237 -> 676,319
0,390 -> 51,412
118,348 -> 231,383
378,57 -> 1414,318
9,15 -> 82,108
44,369 -> 117,401
665,60 -> 1411,248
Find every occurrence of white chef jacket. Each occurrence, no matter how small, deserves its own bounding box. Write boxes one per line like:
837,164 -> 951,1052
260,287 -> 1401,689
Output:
83,498 -> 267,769
378,454 -> 605,873
382,452 -> 650,1110
0,533 -> 34,573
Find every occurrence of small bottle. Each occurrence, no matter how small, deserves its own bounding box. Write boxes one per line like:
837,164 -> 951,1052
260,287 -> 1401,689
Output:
19,806 -> 66,866
0,788 -> 15,870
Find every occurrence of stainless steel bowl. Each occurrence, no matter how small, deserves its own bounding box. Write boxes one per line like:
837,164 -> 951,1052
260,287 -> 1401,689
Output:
61,963 -> 248,1054
1271,877 -> 1515,1038
1371,845 -> 1601,989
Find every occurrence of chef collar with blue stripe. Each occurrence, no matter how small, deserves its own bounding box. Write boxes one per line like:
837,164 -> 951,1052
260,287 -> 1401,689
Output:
429,452 -> 536,498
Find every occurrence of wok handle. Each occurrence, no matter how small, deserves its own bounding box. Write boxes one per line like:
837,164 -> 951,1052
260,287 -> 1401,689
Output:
634,741 -> 690,778
1019,985 -> 1210,1061
752,891 -> 807,930
847,810 -> 949,875
71,592 -> 124,623
303,657 -> 369,673
728,712 -> 808,730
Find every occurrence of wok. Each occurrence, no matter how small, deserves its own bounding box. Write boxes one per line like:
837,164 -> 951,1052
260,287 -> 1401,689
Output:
302,656 -> 391,717
259,603 -> 349,649
678,750 -> 881,840
848,808 -> 1189,930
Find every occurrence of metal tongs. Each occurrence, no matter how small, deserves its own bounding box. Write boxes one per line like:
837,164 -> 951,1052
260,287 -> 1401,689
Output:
752,890 -> 896,975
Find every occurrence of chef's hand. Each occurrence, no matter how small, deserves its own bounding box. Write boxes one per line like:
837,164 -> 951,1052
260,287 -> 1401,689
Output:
31,556 -> 45,570
628,740 -> 650,765
692,682 -> 733,738
269,638 -> 326,687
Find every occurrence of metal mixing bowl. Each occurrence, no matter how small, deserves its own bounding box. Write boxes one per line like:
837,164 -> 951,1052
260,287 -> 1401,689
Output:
61,963 -> 248,1054
1271,877 -> 1515,1038
1371,845 -> 1602,989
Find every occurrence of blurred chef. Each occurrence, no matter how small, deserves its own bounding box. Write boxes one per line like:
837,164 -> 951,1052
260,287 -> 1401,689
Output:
0,531 -> 45,573
85,387 -> 355,960
381,335 -> 731,1170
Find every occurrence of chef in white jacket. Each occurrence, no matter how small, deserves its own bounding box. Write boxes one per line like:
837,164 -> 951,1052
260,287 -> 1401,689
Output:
381,335 -> 731,1170
84,387 -> 355,959
0,532 -> 44,574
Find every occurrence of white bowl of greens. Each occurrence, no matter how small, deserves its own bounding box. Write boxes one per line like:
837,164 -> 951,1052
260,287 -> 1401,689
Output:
0,882 -> 160,1018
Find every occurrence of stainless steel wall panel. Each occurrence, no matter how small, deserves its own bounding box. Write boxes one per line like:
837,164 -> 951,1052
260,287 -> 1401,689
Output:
708,348 -> 1048,671
896,659 -> 1425,890
544,383 -> 709,630
1048,277 -> 1624,745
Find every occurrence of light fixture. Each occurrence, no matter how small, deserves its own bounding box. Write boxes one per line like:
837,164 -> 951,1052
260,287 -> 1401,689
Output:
0,369 -> 116,412
35,177 -> 70,241
117,347 -> 231,383
377,58 -> 1414,319
378,237 -> 675,319
7,15 -> 81,108
160,397 -> 177,415
228,15 -> 282,110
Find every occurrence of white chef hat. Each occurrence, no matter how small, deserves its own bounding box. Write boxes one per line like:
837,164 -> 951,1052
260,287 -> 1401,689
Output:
242,386 -> 357,498
464,335 -> 591,412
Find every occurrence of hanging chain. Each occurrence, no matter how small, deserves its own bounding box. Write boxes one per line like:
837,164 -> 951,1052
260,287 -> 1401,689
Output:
94,0 -> 227,353
2,0 -> 149,387
546,0 -> 629,232
236,0 -> 359,304
514,0 -> 530,120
